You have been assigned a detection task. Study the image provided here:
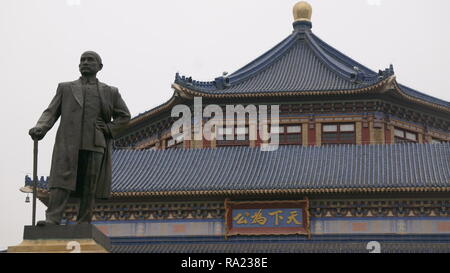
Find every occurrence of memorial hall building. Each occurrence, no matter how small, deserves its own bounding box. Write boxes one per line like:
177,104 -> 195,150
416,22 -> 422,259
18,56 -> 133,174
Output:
25,2 -> 450,252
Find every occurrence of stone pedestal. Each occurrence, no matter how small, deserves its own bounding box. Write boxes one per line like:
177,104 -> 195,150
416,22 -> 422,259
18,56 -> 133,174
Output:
8,223 -> 110,253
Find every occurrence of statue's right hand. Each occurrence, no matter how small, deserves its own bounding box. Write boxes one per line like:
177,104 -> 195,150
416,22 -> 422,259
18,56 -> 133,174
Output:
29,127 -> 44,141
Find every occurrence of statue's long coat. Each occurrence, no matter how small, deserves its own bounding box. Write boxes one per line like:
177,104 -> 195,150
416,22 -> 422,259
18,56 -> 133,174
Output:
35,79 -> 131,199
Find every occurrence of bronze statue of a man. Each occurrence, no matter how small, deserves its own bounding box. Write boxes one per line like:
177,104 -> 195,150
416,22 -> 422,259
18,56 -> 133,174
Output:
29,51 -> 131,226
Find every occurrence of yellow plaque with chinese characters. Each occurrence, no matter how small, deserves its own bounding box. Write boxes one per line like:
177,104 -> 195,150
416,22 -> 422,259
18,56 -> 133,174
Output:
225,199 -> 310,237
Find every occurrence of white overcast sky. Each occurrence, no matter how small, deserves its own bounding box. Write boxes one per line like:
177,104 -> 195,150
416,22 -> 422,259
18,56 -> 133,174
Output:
0,0 -> 449,250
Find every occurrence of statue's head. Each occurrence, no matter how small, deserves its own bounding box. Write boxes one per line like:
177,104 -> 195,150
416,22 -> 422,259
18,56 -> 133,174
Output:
79,51 -> 103,76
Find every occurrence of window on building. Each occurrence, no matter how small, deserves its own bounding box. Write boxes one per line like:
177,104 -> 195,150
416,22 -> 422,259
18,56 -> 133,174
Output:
216,126 -> 250,146
270,124 -> 302,145
322,123 -> 355,145
394,128 -> 418,144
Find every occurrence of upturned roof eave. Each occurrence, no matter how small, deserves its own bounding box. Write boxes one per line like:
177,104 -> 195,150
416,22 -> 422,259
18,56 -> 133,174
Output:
173,77 -> 450,114
126,75 -> 394,128
125,75 -> 449,132
127,94 -> 179,127
392,82 -> 450,114
172,75 -> 394,99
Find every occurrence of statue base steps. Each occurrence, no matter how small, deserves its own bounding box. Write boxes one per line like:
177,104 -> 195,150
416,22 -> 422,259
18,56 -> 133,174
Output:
8,223 -> 110,253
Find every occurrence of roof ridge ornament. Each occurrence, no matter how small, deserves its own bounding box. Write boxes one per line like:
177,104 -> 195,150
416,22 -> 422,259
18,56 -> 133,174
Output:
378,64 -> 395,79
293,1 -> 312,30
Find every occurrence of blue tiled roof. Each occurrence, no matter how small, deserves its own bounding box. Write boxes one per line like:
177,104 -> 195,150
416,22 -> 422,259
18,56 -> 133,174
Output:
27,144 -> 449,194
174,22 -> 448,110
175,24 -> 388,95
111,144 -> 449,193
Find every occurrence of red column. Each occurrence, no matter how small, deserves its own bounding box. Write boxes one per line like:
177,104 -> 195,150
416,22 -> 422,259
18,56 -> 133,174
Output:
362,126 -> 370,145
308,123 -> 316,146
385,127 -> 391,144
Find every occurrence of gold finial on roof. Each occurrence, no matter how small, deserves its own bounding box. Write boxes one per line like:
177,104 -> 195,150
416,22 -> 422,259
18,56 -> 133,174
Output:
293,1 -> 312,22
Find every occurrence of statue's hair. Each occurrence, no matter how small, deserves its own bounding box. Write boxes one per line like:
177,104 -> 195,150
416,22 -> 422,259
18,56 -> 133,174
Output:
81,51 -> 102,65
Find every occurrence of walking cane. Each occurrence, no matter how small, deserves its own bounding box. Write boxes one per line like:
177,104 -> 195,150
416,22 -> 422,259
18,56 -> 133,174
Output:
32,139 -> 38,226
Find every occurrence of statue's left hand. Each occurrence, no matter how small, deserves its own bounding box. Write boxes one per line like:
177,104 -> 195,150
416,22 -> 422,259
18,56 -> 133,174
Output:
95,118 -> 111,137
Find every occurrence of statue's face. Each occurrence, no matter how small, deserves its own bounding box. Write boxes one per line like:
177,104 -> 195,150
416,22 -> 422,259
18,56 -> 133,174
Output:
79,53 -> 102,75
